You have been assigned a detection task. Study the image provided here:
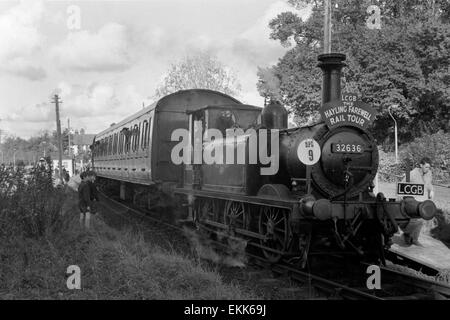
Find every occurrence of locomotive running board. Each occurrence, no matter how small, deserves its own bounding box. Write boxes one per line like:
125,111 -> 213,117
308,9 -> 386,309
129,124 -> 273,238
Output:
200,218 -> 267,240
174,187 -> 299,211
196,222 -> 294,257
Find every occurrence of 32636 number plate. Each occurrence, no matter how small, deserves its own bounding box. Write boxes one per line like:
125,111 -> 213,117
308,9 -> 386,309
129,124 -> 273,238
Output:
331,143 -> 364,154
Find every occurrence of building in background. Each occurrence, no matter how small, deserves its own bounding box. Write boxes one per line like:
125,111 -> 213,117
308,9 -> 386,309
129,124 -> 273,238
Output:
49,153 -> 74,177
71,131 -> 95,156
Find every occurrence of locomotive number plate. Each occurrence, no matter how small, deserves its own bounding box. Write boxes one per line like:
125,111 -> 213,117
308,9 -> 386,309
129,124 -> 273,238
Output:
331,143 -> 364,154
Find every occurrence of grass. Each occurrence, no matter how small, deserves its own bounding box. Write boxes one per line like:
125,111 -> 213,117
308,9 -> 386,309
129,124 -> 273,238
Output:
386,263 -> 450,286
0,191 -> 257,300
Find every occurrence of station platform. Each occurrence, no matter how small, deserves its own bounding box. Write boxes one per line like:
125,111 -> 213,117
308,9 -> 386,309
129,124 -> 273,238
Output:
389,232 -> 450,271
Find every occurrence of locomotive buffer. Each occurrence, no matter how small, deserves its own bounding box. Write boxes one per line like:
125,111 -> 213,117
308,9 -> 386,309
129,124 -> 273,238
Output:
389,174 -> 450,272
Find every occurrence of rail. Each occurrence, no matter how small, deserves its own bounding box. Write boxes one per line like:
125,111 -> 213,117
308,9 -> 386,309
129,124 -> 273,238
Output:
98,190 -> 450,300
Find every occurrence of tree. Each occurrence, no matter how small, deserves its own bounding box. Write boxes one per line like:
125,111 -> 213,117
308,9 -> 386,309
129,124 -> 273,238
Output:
154,52 -> 241,98
258,0 -> 450,143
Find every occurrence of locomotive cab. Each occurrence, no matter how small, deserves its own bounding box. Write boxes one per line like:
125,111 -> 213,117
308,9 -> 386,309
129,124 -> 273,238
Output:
182,104 -> 262,193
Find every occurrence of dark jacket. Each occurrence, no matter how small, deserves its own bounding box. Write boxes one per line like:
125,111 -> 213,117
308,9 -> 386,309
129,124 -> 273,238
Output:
88,181 -> 99,201
78,180 -> 92,213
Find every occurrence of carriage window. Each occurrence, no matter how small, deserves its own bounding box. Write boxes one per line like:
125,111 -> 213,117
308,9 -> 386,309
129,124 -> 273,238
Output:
146,118 -> 152,149
142,120 -> 148,150
113,133 -> 117,155
123,132 -> 127,154
122,131 -> 126,154
131,128 -> 134,152
137,123 -> 141,151
121,132 -> 125,154
119,132 -> 122,154
133,124 -> 139,152
115,133 -> 118,155
118,134 -> 121,155
141,121 -> 146,150
125,128 -> 131,153
215,110 -> 237,136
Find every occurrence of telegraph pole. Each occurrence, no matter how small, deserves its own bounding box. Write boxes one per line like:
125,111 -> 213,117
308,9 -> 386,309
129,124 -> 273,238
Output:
68,118 -> 71,157
52,94 -> 64,183
324,0 -> 332,53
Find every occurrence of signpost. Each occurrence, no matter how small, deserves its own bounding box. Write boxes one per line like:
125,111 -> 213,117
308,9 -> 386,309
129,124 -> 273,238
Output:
397,182 -> 425,196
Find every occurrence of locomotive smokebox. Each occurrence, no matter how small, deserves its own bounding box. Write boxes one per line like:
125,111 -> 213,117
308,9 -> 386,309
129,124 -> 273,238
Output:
317,53 -> 346,105
261,100 -> 288,129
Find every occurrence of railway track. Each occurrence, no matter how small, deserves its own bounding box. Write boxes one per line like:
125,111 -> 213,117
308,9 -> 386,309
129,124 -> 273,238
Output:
273,259 -> 450,300
97,190 -> 450,300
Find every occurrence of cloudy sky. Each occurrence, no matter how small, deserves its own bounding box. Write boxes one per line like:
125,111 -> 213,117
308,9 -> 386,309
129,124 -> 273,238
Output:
0,0 -> 311,138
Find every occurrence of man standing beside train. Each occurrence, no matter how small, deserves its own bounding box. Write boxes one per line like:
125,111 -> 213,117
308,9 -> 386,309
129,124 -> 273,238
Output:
87,171 -> 99,215
78,172 -> 92,229
400,157 -> 435,246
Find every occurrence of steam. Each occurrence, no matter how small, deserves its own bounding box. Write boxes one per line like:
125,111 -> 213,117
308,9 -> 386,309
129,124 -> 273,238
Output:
183,226 -> 248,268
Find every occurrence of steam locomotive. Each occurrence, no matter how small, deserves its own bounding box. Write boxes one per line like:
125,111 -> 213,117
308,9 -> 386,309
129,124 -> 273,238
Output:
92,53 -> 437,266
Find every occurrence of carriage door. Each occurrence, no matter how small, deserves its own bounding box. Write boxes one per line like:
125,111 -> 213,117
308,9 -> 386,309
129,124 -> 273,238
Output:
183,110 -> 206,189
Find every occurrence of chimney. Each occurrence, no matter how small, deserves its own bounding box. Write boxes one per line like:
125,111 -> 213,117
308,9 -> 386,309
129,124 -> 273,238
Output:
317,53 -> 346,105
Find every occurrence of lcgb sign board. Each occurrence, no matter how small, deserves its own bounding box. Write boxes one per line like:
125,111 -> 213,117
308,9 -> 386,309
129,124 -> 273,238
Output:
320,93 -> 377,131
397,183 -> 425,196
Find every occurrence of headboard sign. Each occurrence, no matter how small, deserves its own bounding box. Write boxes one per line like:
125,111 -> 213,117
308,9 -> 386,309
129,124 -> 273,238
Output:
320,93 -> 377,131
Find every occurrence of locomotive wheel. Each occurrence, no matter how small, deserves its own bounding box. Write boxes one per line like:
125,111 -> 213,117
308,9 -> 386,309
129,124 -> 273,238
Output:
258,206 -> 290,263
199,198 -> 220,222
223,201 -> 248,232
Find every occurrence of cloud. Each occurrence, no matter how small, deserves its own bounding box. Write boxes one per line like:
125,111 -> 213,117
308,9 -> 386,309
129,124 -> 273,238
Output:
220,1 -> 312,104
4,101 -> 53,123
54,81 -> 148,127
230,1 -> 297,65
135,1 -> 311,105
0,0 -> 46,80
2,57 -> 46,81
3,81 -> 148,137
51,23 -> 132,72
53,82 -> 119,118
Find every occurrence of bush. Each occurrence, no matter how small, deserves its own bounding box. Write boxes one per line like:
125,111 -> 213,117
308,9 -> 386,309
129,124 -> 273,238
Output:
0,168 -> 255,300
401,131 -> 450,183
0,193 -> 257,300
0,164 -> 66,239
377,148 -> 406,182
378,131 -> 450,183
